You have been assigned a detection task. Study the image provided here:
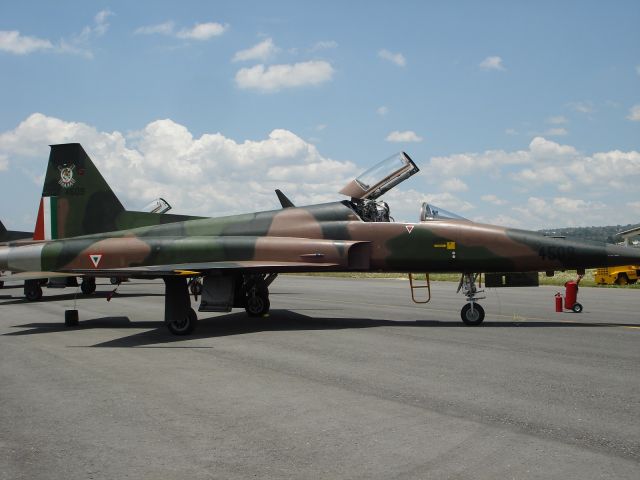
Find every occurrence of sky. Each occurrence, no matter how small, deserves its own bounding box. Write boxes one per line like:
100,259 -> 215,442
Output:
0,0 -> 638,231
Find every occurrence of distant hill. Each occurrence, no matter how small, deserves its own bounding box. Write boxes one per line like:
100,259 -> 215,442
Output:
538,224 -> 640,244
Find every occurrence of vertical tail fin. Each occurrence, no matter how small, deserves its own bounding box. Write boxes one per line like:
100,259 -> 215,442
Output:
34,143 -> 202,239
35,143 -> 124,239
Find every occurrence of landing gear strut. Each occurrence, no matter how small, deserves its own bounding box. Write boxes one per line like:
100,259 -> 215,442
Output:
243,273 -> 277,317
164,277 -> 197,335
24,279 -> 43,301
457,273 -> 486,326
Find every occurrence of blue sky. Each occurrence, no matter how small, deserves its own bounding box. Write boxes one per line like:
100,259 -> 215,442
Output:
0,0 -> 638,230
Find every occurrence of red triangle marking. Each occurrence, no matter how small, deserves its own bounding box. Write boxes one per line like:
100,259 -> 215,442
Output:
89,254 -> 102,268
405,224 -> 414,234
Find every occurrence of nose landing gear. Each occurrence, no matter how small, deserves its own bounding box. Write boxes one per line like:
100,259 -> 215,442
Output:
457,273 -> 486,325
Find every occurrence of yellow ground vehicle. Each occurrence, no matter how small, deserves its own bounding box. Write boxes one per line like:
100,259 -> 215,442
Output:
595,266 -> 640,285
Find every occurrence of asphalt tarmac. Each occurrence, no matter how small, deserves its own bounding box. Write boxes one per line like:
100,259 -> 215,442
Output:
0,276 -> 638,479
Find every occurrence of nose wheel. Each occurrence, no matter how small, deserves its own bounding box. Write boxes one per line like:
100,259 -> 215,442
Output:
461,303 -> 485,325
457,273 -> 486,326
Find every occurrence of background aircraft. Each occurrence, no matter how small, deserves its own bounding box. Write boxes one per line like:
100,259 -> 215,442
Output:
1,144 -> 639,334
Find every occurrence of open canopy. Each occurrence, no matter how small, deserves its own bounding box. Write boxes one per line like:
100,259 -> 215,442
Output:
339,152 -> 419,200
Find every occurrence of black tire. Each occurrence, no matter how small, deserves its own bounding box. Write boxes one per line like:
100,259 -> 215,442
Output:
0,280 -> 4,289
166,307 -> 197,335
615,273 -> 629,286
80,278 -> 96,295
110,277 -> 119,285
572,302 -> 583,313
245,292 -> 270,317
461,303 -> 485,325
24,282 -> 43,301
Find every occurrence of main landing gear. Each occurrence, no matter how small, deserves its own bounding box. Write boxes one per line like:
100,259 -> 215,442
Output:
243,273 -> 277,317
164,277 -> 198,335
80,277 -> 96,295
24,279 -> 43,301
457,273 -> 486,326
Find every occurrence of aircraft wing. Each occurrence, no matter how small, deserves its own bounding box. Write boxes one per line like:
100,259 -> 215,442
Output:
1,238 -> 372,280
59,260 -> 346,277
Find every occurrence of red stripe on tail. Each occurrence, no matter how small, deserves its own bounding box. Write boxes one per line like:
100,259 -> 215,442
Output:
33,198 -> 45,241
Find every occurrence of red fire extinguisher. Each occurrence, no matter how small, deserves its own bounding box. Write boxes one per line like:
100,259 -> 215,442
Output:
555,293 -> 563,312
563,281 -> 583,313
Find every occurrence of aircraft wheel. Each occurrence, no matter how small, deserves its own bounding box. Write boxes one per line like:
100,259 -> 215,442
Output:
167,307 -> 197,335
245,291 -> 270,317
81,278 -> 96,295
615,274 -> 629,286
0,280 -> 4,289
572,302 -> 583,313
24,281 -> 43,301
110,277 -> 119,285
461,303 -> 485,326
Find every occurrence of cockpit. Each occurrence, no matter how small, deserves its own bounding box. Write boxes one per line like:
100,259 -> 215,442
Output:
339,152 -> 468,223
419,203 -> 468,222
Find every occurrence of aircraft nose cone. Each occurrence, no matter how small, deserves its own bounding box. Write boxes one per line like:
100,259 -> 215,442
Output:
605,244 -> 640,267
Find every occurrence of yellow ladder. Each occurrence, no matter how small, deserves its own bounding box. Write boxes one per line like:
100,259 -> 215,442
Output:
408,273 -> 431,304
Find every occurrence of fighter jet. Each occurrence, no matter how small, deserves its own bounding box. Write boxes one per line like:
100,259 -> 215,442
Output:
1,145 -> 639,334
0,220 -> 32,289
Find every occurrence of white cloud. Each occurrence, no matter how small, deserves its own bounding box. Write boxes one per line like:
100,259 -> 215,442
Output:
0,10 -> 112,58
547,115 -> 568,125
0,30 -> 53,54
310,40 -> 338,51
505,128 -> 518,135
442,177 -> 468,192
378,49 -> 406,67
627,104 -> 640,121
544,127 -> 568,136
528,136 -> 577,159
481,194 -> 507,205
567,101 -> 594,114
134,20 -> 228,40
0,154 -> 8,171
134,21 -> 175,36
377,106 -> 389,116
0,113 -> 359,217
233,38 -> 279,62
385,130 -> 423,143
636,65 -> 640,77
235,61 -> 334,92
479,56 -> 505,71
91,9 -> 113,37
177,22 -> 228,40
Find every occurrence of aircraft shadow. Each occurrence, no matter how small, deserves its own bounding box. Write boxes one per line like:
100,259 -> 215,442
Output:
3,309 -> 637,348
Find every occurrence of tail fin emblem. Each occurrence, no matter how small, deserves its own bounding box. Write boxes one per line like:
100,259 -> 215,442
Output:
58,164 -> 76,188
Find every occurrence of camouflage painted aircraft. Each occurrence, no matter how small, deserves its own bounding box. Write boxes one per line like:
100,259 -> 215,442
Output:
1,145 -> 639,334
0,220 -> 32,289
